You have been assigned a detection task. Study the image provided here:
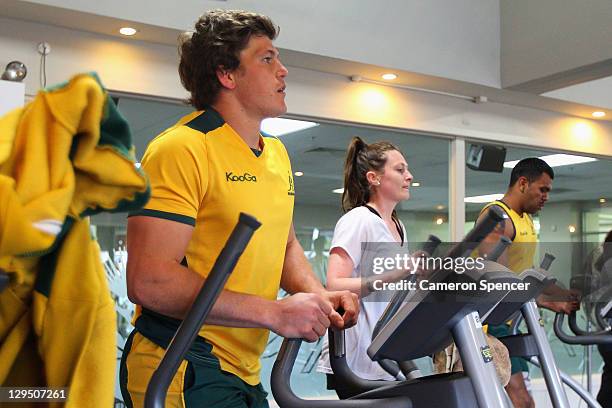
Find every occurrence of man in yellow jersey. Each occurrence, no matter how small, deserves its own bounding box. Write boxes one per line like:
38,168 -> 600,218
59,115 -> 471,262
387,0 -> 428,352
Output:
120,10 -> 359,408
477,157 -> 580,408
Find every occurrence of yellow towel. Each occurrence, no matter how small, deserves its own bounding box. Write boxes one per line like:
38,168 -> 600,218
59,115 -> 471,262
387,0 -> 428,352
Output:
0,73 -> 149,407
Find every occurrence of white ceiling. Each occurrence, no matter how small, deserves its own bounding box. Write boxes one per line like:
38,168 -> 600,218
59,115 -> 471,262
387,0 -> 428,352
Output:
544,76 -> 612,110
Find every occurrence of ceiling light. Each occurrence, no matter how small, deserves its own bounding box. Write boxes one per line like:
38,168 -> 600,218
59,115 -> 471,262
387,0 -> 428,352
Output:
332,188 -> 344,194
381,73 -> 397,80
135,162 -> 141,168
464,193 -> 504,204
503,154 -> 597,168
294,171 -> 303,177
436,205 -> 445,211
412,182 -> 421,187
119,27 -> 138,36
260,118 -> 318,136
568,225 -> 576,233
592,111 -> 606,118
600,198 -> 606,204
435,217 -> 444,225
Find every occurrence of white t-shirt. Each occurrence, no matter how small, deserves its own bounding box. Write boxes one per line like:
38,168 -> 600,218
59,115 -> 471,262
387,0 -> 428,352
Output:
317,206 -> 409,380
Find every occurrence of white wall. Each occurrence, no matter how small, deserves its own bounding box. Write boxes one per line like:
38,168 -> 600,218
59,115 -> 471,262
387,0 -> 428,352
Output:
0,16 -> 184,101
19,0 -> 502,87
286,66 -> 612,157
0,79 -> 25,115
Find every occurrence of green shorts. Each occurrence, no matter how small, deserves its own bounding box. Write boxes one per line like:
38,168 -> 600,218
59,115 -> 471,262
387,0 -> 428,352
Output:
487,324 -> 529,375
120,330 -> 269,408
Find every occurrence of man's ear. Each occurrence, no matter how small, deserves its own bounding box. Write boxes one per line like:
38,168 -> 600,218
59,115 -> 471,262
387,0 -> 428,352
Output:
518,176 -> 529,193
216,67 -> 237,90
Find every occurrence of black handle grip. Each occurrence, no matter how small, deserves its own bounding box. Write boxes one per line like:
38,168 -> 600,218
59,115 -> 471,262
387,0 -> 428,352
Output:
448,206 -> 505,259
487,236 -> 511,262
422,234 -> 442,257
540,253 -> 556,271
145,213 -> 261,408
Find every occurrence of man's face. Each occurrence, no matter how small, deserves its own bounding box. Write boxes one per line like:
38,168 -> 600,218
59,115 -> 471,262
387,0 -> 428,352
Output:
522,173 -> 553,214
233,35 -> 288,119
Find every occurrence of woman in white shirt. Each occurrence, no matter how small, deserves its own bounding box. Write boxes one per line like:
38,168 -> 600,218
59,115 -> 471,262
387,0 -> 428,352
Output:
317,136 -> 416,398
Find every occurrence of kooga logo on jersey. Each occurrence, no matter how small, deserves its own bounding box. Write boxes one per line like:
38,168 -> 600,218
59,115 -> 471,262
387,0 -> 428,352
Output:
226,172 -> 257,182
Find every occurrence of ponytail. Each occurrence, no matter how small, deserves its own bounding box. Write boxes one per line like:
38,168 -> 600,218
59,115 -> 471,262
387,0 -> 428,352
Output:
342,137 -> 370,212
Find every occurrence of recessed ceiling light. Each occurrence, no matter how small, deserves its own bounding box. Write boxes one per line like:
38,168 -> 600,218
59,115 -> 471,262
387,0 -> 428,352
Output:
436,205 -> 445,211
568,225 -> 576,233
600,198 -> 606,203
504,154 -> 597,168
592,111 -> 606,118
260,118 -> 318,136
381,73 -> 397,80
464,193 -> 504,203
435,217 -> 444,225
332,188 -> 344,194
412,182 -> 421,187
119,27 -> 138,36
294,171 -> 303,177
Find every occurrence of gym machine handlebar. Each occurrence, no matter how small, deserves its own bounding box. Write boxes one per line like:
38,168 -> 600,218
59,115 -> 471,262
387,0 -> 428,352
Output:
553,313 -> 612,345
540,253 -> 556,271
144,213 -> 261,408
486,236 -> 511,262
271,338 -> 412,408
452,205 -> 505,259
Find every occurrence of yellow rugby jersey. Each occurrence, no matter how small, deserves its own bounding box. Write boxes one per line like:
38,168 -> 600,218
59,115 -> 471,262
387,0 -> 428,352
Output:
131,107 -> 295,385
481,200 -> 537,274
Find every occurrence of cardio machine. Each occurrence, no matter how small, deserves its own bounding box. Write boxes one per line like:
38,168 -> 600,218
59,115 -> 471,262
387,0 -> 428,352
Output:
271,206 -> 522,408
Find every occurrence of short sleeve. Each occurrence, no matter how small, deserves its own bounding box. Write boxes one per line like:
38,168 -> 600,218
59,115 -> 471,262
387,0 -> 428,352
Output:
330,210 -> 369,267
130,129 -> 208,226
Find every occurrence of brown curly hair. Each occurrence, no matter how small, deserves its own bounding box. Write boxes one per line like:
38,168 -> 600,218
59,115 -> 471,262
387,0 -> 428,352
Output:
178,10 -> 278,109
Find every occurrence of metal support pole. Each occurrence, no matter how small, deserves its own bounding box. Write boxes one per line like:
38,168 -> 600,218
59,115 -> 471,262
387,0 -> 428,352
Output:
522,301 -> 570,408
452,312 -> 511,408
449,138 -> 465,241
529,357 -> 602,408
586,319 -> 592,393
